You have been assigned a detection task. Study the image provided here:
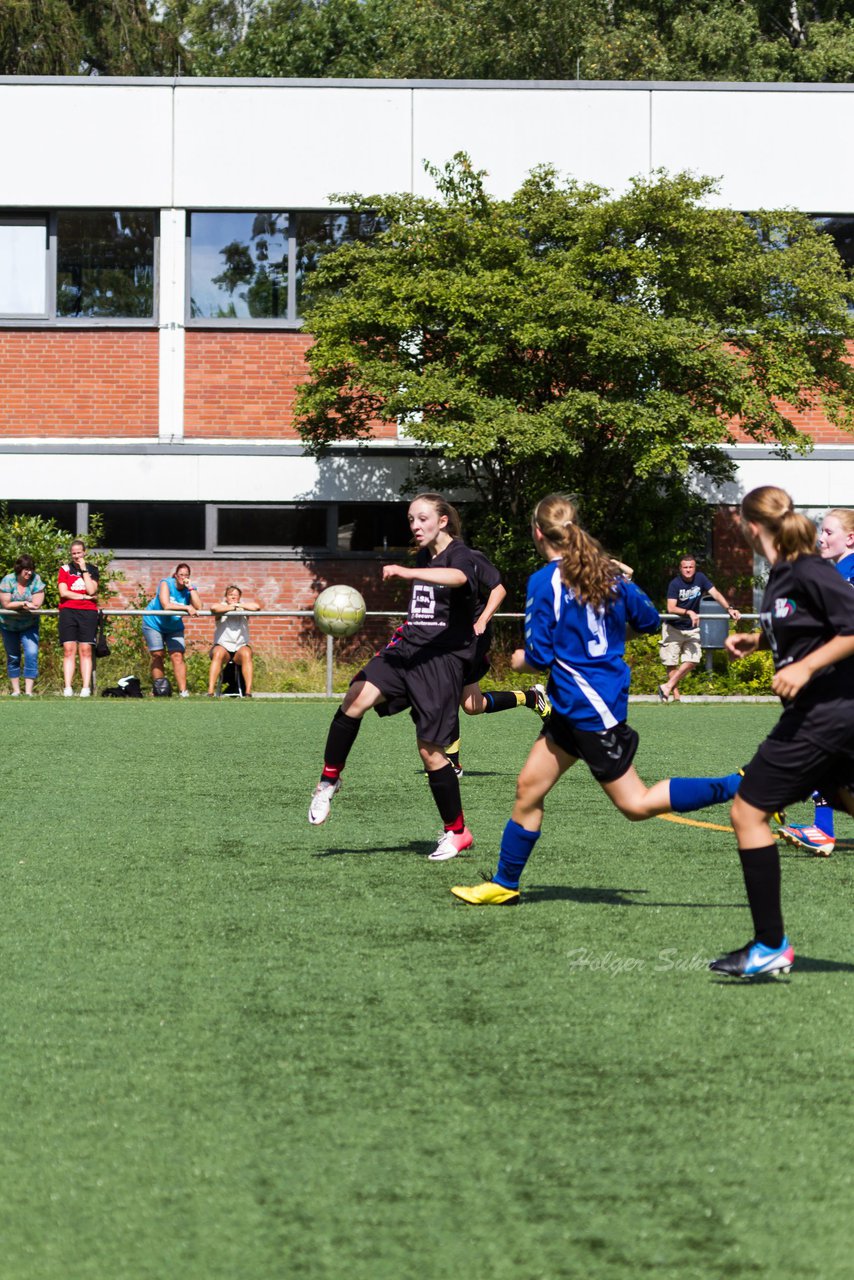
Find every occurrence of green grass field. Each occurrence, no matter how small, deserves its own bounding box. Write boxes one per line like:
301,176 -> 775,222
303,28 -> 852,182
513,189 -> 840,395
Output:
1,700 -> 852,1279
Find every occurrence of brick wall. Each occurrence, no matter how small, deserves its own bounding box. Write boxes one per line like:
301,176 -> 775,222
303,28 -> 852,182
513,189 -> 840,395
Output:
0,330 -> 159,436
184,330 -> 397,440
109,556 -> 406,659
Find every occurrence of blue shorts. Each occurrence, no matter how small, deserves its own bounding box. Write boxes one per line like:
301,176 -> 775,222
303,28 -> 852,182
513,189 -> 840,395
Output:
143,623 -> 185,654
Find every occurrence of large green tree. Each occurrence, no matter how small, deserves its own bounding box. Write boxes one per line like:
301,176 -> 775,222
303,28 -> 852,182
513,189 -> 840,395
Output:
161,0 -> 854,83
0,0 -> 182,75
295,158 -> 854,594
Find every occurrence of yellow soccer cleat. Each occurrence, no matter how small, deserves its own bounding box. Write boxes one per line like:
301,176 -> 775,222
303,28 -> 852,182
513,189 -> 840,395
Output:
450,880 -> 520,906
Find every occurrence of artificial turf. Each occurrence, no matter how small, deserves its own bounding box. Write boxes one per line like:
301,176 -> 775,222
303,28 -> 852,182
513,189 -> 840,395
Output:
0,699 -> 852,1279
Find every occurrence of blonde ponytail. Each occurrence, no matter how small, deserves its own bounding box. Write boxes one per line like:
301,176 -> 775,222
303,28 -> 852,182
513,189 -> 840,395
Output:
532,494 -> 619,610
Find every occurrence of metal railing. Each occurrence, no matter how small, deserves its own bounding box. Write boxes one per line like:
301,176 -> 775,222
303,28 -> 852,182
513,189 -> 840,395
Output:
0,607 -> 759,696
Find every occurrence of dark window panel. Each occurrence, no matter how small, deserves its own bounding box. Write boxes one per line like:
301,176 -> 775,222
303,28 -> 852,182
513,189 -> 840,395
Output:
4,500 -> 79,531
217,507 -> 327,547
56,210 -> 155,318
295,211 -> 383,318
92,502 -> 206,550
812,215 -> 854,273
337,503 -> 410,551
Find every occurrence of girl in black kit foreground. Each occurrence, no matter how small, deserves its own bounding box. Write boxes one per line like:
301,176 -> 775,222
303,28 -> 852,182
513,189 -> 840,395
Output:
711,485 -> 854,978
308,493 -> 480,862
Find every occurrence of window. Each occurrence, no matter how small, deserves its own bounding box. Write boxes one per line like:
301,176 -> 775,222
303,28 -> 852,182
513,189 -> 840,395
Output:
216,506 -> 329,549
189,212 -> 290,320
811,216 -> 854,274
0,210 -> 157,322
337,503 -> 410,551
0,218 -> 48,316
91,502 -> 206,551
57,211 -> 155,318
188,210 -> 380,325
295,212 -> 384,318
3,500 -> 78,530
43,500 -> 410,557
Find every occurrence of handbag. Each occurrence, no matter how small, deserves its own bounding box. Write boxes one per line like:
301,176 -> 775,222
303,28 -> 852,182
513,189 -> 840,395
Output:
95,611 -> 111,659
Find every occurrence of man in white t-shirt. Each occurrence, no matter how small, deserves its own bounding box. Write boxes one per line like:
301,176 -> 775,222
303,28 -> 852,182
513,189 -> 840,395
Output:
207,585 -> 262,697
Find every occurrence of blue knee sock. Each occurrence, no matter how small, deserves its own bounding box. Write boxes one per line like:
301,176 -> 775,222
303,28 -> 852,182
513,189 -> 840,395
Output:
669,773 -> 741,813
494,819 -> 541,889
813,793 -> 835,837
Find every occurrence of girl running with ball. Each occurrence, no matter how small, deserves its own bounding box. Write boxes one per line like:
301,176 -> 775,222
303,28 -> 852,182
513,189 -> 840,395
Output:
308,493 -> 481,861
450,493 -> 743,907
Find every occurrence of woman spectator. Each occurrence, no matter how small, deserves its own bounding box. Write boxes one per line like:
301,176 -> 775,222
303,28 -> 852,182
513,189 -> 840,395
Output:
0,554 -> 45,696
207,585 -> 261,698
142,563 -> 201,698
58,539 -> 99,697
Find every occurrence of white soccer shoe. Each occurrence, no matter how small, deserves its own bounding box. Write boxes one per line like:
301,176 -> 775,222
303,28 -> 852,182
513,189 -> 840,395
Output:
308,777 -> 341,825
428,826 -> 474,861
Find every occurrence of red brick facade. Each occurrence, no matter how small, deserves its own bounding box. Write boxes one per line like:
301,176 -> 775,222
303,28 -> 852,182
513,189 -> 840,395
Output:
0,330 -> 159,436
183,330 -> 398,439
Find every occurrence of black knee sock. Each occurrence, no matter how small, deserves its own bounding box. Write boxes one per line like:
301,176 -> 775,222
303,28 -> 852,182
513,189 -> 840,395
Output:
738,845 -> 784,948
322,708 -> 362,776
483,691 -> 523,713
427,763 -> 464,830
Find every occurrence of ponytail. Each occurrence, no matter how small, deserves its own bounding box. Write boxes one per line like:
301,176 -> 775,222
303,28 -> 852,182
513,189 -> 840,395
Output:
532,494 -> 619,610
741,487 -> 817,561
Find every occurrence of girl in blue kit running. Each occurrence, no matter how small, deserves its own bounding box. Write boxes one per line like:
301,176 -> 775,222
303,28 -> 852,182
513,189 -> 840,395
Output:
451,493 -> 742,905
778,506 -> 854,856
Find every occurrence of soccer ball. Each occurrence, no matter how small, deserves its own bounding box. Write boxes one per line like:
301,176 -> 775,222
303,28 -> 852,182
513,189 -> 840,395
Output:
313,584 -> 367,638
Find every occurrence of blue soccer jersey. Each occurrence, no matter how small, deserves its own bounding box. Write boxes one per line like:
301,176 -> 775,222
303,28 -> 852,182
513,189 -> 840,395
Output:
834,551 -> 854,585
524,560 -> 660,730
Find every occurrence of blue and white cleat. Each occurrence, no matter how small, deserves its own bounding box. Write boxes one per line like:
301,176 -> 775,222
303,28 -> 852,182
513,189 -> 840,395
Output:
778,823 -> 834,857
709,937 -> 794,978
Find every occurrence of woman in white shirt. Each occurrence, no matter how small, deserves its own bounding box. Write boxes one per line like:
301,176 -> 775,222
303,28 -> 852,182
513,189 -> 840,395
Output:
207,585 -> 261,697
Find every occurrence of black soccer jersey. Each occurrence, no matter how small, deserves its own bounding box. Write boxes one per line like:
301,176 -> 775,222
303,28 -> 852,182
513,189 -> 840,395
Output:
390,539 -> 478,659
760,554 -> 854,733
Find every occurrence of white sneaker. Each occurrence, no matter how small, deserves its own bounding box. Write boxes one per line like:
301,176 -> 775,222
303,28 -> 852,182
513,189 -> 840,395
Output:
308,777 -> 341,825
179,689 -> 190,698
63,687 -> 74,697
428,826 -> 474,861
79,687 -> 91,698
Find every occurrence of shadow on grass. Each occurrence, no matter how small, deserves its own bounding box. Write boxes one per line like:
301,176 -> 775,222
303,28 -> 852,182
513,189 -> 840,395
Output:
524,886 -> 651,906
709,954 -> 854,985
523,885 -> 748,909
311,841 -> 437,859
792,954 -> 854,974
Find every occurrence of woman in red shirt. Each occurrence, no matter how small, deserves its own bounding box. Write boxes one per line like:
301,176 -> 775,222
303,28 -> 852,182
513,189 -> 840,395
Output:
57,538 -> 99,696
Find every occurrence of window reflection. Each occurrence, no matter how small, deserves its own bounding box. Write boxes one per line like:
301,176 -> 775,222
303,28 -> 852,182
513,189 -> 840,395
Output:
295,212 -> 383,316
190,212 -> 289,319
56,211 -> 155,318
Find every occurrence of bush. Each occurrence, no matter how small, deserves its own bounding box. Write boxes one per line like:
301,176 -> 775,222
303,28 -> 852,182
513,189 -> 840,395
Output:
0,507 -> 121,693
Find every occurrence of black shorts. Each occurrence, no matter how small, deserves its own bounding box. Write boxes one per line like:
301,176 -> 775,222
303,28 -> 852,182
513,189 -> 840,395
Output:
544,711 -> 639,783
462,634 -> 491,687
356,648 -> 466,747
739,716 -> 854,813
58,609 -> 98,645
